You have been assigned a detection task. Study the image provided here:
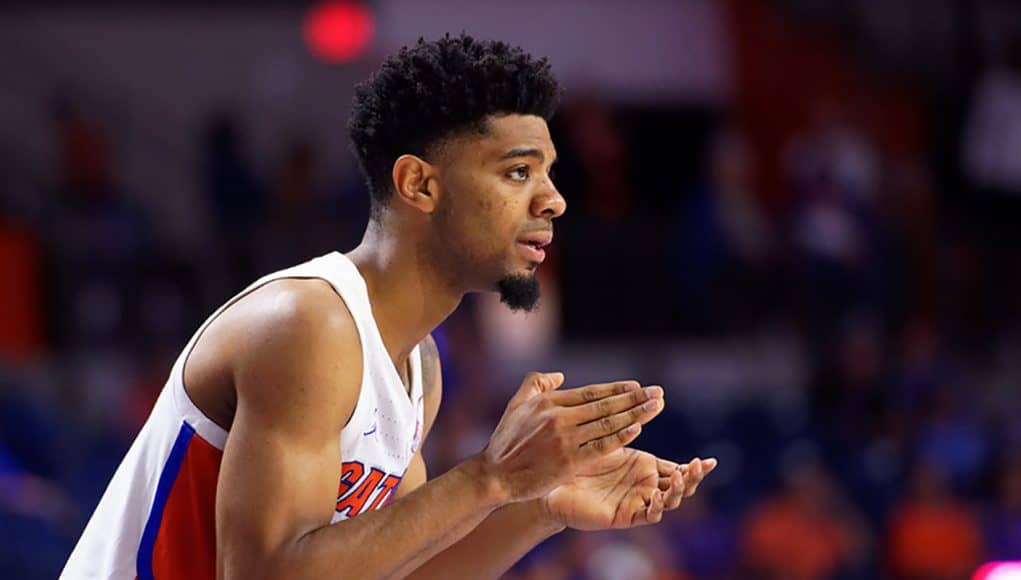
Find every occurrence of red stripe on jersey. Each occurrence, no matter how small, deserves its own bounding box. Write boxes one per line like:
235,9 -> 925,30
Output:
149,432 -> 223,579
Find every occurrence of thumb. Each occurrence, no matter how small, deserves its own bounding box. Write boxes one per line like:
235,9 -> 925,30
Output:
509,371 -> 565,407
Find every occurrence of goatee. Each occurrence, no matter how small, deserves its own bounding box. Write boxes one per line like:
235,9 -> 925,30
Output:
496,273 -> 541,312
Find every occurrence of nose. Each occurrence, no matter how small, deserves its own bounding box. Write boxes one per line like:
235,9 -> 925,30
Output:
531,183 -> 567,220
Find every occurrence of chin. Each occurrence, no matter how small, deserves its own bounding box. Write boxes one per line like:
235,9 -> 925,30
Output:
495,270 -> 541,312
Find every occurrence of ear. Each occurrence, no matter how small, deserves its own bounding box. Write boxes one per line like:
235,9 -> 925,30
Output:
392,154 -> 439,214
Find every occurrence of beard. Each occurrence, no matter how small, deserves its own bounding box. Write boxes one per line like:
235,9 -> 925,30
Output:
496,272 -> 541,312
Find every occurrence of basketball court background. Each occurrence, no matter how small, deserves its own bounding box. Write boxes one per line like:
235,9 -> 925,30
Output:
1,1 -> 1020,578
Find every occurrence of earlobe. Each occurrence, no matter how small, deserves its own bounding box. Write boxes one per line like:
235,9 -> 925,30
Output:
392,154 -> 438,214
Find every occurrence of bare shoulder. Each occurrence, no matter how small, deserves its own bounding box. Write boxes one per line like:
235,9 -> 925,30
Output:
236,278 -> 357,342
228,278 -> 363,431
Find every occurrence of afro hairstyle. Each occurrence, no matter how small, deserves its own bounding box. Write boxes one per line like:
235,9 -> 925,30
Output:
348,33 -> 562,217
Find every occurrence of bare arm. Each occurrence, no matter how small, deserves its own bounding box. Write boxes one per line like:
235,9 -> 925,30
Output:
214,281 -> 665,580
215,281 -> 507,579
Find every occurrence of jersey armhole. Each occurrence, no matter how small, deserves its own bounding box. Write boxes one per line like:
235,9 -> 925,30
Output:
177,275 -> 367,436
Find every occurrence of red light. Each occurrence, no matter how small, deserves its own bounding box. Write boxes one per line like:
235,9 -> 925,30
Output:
303,1 -> 374,63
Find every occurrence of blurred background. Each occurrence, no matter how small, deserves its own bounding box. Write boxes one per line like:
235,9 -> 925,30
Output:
1,0 -> 1020,578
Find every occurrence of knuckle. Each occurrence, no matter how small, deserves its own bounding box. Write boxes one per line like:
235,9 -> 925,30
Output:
600,416 -> 614,432
592,437 -> 607,452
582,388 -> 597,402
553,413 -> 572,431
597,399 -> 611,415
630,389 -> 644,405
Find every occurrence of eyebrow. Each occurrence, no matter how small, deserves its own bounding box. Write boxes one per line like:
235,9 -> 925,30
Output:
499,147 -> 558,165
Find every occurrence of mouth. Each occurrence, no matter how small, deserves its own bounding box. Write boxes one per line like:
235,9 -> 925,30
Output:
515,231 -> 552,264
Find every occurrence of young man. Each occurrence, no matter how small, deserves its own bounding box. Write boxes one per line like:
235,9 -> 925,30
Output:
62,34 -> 716,579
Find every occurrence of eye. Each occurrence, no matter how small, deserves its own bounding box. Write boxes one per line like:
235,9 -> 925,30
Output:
507,166 -> 530,182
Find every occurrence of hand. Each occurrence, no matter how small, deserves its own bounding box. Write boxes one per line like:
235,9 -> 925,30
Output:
478,372 -> 665,504
544,451 -> 717,530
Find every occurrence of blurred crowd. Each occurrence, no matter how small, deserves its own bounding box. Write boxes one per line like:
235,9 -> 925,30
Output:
3,3 -> 1021,579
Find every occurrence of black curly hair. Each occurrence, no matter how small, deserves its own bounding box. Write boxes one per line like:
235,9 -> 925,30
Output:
348,34 -> 562,218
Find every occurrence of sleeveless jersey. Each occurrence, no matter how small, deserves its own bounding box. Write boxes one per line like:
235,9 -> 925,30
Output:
61,251 -> 426,579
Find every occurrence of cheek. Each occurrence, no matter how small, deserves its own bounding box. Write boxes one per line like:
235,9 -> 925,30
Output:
466,188 -> 517,247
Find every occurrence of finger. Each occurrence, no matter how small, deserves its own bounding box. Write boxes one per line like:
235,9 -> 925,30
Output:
642,490 -> 665,525
657,457 -> 681,477
686,457 -> 718,498
702,457 -> 719,472
565,386 -> 663,424
578,421 -> 642,461
547,380 -> 641,407
683,458 -> 712,497
664,470 -> 685,510
678,456 -> 718,475
573,396 -> 664,445
508,371 -> 565,407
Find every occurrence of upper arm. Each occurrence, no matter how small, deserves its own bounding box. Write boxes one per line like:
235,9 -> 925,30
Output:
214,279 -> 362,577
397,333 -> 443,497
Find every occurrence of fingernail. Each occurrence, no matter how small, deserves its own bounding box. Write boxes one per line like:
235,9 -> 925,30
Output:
644,386 -> 664,398
624,381 -> 640,391
625,423 -> 641,435
643,398 -> 662,412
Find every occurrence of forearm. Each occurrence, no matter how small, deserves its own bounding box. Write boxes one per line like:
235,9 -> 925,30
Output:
263,458 -> 504,579
404,499 -> 565,580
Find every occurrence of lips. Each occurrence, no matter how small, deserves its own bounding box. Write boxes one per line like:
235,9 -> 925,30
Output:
516,230 -> 552,263
517,231 -> 553,248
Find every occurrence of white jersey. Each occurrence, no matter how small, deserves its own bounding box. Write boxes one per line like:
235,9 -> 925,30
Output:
62,252 -> 426,579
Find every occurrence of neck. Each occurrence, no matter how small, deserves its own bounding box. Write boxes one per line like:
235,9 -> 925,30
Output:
346,220 -> 462,366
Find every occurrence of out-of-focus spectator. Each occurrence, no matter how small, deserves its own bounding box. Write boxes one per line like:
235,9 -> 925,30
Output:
0,224 -> 43,360
199,112 -> 263,292
886,461 -> 984,580
200,112 -> 263,237
739,461 -> 869,580
253,135 -> 340,272
960,37 -> 1021,333
913,389 -> 990,492
783,103 -> 890,349
962,37 -> 1021,202
557,95 -> 633,223
663,491 -> 738,580
674,125 -> 777,333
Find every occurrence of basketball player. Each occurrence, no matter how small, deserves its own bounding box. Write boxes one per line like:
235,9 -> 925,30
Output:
62,34 -> 716,579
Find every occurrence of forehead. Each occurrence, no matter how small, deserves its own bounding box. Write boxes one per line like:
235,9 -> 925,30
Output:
448,114 -> 555,164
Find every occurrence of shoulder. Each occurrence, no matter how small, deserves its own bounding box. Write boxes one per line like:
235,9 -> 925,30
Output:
229,278 -> 363,427
239,278 -> 356,341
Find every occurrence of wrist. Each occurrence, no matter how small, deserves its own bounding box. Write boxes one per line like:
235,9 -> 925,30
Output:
532,496 -> 567,536
459,454 -> 511,509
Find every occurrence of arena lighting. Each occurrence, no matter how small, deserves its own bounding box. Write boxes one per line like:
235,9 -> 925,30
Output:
974,562 -> 1021,580
303,1 -> 375,63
